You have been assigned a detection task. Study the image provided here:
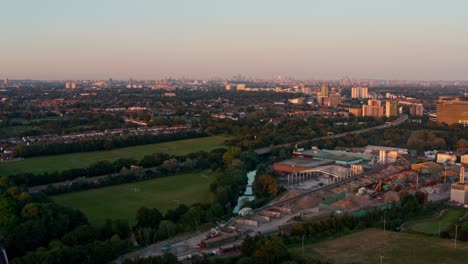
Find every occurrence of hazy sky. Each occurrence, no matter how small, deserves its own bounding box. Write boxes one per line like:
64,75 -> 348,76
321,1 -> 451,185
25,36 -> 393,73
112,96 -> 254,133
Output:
1,0 -> 467,80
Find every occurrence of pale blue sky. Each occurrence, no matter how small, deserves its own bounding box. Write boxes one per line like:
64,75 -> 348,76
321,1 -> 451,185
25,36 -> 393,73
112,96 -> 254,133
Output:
0,0 -> 467,80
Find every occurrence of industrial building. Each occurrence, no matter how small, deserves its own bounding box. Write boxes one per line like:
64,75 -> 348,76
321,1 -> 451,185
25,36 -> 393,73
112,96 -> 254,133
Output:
450,154 -> 468,205
273,158 -> 334,174
451,183 -> 468,205
292,149 -> 364,165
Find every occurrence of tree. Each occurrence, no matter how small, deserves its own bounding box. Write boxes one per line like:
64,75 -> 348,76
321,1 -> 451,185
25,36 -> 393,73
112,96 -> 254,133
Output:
253,236 -> 290,264
135,207 -> 163,229
223,147 -> 241,166
157,220 -> 177,239
253,175 -> 280,198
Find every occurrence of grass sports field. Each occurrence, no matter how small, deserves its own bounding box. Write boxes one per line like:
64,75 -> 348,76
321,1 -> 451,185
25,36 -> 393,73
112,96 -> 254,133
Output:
52,171 -> 216,226
0,136 -> 227,175
404,208 -> 466,235
290,228 -> 468,264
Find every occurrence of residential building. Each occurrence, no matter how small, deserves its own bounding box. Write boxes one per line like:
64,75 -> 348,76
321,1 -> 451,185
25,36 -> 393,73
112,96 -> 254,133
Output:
351,86 -> 368,99
385,100 -> 398,117
362,99 -> 384,117
328,94 -> 342,107
348,107 -> 362,117
320,83 -> 329,97
409,103 -> 424,116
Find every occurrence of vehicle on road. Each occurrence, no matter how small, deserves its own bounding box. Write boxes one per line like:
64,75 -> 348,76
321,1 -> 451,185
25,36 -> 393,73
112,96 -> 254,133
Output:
161,245 -> 171,252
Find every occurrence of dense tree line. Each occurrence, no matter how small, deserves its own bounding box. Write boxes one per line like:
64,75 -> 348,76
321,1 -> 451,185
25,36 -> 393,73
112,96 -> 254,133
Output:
2,146 -> 255,262
202,113 -> 385,150
10,148 -> 226,188
0,177 -> 131,263
128,148 -> 252,246
14,130 -> 207,158
43,150 -> 228,196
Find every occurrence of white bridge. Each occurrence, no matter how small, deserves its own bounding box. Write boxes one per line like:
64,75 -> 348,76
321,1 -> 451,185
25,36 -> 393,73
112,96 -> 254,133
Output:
287,165 -> 357,185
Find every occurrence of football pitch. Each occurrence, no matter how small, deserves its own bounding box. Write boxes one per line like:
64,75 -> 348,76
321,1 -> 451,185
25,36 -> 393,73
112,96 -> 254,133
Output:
290,228 -> 468,264
52,171 -> 216,226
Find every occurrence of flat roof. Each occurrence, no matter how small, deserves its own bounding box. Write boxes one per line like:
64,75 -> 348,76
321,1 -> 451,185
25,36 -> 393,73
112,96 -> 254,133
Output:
451,182 -> 468,191
365,145 -> 408,154
295,149 -> 362,162
276,158 -> 333,167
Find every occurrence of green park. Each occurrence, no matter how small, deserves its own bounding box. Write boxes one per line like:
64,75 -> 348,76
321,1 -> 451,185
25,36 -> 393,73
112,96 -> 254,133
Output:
52,171 -> 216,226
0,135 -> 227,175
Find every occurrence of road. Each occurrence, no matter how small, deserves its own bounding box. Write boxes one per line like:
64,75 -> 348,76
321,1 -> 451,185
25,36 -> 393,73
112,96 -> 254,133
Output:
254,114 -> 408,155
116,161 -> 400,263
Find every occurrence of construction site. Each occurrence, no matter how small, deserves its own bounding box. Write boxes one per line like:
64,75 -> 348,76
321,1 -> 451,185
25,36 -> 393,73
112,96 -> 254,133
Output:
223,146 -> 454,236
171,147 -> 460,260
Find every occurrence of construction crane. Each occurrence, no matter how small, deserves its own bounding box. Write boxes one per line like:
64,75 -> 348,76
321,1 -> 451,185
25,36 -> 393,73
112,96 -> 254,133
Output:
375,181 -> 383,191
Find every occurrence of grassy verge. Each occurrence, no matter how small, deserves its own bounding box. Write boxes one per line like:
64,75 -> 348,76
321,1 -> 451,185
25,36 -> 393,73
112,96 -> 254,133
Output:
404,208 -> 465,235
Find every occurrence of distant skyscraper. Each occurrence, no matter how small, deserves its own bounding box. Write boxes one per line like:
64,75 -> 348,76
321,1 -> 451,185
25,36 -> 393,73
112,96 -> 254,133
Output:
385,101 -> 398,117
320,83 -> 330,97
65,82 -> 71,89
71,82 -> 76,89
3,78 -> 8,86
351,86 -> 368,99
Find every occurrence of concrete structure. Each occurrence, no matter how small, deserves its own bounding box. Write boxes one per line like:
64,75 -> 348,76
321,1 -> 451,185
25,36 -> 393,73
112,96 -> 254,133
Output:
364,145 -> 408,155
460,164 -> 467,184
351,86 -> 368,99
287,165 -> 356,185
451,183 -> 468,205
461,154 -> 468,164
436,153 -> 457,165
436,98 -> 468,125
363,99 -> 384,117
385,100 -> 398,117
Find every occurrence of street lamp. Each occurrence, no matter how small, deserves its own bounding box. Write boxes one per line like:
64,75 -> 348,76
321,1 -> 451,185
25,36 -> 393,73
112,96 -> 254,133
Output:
302,234 -> 305,257
438,222 -> 441,237
454,224 -> 458,249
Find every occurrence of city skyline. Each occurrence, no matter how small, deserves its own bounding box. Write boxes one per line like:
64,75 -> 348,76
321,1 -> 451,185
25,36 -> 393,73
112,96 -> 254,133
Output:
1,0 -> 467,80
